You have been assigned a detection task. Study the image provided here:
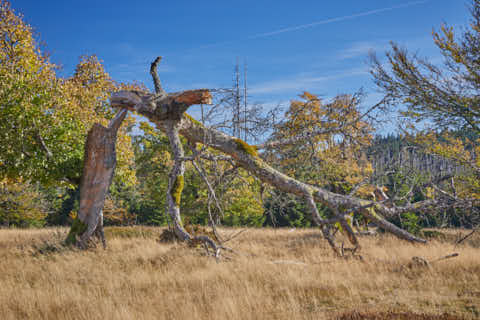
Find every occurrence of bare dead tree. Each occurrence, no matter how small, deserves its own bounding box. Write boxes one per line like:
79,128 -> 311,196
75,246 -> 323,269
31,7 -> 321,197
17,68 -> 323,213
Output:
243,59 -> 248,141
233,58 -> 241,138
110,56 -> 477,257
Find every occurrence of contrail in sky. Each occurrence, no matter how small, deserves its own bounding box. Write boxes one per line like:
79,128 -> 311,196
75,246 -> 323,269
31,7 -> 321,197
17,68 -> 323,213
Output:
247,0 -> 429,39
195,0 -> 428,49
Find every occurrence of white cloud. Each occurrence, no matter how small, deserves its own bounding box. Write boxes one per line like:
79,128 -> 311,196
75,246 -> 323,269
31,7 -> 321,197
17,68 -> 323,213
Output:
250,67 -> 368,94
339,41 -> 388,60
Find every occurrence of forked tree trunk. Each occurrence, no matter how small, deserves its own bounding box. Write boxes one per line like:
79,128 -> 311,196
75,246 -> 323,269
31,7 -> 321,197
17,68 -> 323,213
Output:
65,109 -> 127,247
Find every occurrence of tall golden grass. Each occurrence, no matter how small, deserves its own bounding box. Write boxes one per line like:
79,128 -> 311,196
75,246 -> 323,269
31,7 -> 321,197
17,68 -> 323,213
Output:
0,227 -> 478,319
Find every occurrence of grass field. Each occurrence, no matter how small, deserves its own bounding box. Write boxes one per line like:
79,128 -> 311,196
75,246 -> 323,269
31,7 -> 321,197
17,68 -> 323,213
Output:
0,226 -> 478,319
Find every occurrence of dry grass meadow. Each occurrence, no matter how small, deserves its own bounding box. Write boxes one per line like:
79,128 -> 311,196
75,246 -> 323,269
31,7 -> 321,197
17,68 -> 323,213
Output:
0,226 -> 479,320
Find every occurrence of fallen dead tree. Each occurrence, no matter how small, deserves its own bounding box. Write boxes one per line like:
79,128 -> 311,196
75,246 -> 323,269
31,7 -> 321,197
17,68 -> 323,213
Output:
68,56 -> 474,256
109,57 -> 431,256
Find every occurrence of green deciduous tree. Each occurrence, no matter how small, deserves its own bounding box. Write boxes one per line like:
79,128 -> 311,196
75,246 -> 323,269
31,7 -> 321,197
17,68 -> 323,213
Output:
0,0 -> 59,183
0,1 -> 137,187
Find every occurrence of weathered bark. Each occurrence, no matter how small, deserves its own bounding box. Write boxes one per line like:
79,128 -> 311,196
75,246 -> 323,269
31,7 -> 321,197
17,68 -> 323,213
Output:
111,91 -> 427,244
164,119 -> 191,241
164,120 -> 221,258
65,109 -> 127,247
111,89 -> 211,121
150,56 -> 167,97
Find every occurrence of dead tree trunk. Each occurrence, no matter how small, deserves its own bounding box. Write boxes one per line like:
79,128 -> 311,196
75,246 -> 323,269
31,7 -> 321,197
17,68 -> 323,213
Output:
164,119 -> 221,257
164,120 -> 189,240
65,109 -> 127,248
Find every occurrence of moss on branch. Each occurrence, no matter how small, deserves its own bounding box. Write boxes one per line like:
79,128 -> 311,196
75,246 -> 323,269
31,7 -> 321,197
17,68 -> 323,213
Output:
184,113 -> 203,127
234,138 -> 258,157
171,175 -> 184,206
65,218 -> 88,245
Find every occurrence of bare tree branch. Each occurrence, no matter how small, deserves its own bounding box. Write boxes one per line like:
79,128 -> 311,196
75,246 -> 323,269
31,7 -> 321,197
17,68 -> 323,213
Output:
150,56 -> 166,96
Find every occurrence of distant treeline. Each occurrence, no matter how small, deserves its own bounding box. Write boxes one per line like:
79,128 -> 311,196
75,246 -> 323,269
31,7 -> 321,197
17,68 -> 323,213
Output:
368,134 -> 466,177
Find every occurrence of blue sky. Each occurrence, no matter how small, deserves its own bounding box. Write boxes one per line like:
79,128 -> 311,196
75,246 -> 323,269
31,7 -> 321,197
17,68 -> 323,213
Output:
14,0 -> 467,126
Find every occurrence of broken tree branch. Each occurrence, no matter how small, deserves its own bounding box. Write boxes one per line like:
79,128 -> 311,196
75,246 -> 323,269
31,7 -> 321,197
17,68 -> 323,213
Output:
455,227 -> 478,248
65,108 -> 127,248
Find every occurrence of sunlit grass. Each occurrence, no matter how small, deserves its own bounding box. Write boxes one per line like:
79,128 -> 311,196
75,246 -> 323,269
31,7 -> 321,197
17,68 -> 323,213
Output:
0,227 -> 478,319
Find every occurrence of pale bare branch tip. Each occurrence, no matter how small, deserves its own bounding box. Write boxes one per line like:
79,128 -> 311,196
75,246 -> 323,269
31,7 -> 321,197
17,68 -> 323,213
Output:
150,56 -> 166,96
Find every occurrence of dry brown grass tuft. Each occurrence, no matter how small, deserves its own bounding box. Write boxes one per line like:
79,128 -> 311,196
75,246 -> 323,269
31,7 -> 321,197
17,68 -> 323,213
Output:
0,227 -> 478,319
334,310 -> 465,320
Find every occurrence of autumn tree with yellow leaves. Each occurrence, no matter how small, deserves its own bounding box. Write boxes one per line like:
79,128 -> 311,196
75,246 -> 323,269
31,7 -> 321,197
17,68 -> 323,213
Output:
0,1 -> 136,188
0,0 -> 137,228
268,92 -> 373,195
262,92 -> 375,227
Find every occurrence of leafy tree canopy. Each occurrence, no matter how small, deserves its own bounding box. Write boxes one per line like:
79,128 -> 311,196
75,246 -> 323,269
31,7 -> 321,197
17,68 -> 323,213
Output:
0,0 -> 137,187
